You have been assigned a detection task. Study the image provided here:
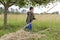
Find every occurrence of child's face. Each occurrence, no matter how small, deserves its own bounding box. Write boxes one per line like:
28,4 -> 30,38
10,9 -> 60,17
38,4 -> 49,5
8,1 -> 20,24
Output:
30,9 -> 34,12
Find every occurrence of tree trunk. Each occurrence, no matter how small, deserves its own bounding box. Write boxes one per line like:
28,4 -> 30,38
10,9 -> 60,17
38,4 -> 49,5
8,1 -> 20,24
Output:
4,6 -> 8,29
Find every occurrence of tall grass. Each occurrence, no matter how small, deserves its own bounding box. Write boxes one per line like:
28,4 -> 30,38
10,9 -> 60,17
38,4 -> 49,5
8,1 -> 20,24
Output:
0,14 -> 60,40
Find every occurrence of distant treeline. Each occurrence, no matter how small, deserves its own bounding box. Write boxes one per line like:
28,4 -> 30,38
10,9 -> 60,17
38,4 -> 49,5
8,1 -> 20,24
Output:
0,7 -> 27,14
40,12 -> 59,15
0,7 -> 59,14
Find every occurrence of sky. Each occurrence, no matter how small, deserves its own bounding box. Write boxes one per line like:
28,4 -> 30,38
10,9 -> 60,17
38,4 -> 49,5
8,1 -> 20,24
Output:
34,2 -> 60,13
0,1 -> 60,14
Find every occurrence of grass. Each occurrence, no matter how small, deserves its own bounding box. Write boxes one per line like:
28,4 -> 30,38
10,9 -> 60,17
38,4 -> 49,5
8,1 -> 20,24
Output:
0,14 -> 60,40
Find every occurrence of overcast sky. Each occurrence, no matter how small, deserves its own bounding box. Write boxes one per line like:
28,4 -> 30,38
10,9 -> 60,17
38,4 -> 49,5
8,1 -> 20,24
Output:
0,1 -> 60,14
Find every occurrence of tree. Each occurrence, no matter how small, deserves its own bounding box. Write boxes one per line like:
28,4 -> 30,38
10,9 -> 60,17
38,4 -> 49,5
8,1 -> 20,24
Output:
0,0 -> 26,29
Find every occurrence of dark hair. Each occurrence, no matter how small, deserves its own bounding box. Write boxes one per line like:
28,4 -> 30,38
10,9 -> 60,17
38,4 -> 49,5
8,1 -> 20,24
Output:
30,7 -> 33,10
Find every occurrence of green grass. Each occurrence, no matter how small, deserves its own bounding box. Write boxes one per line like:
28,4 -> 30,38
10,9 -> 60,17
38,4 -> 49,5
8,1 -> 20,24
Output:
32,20 -> 60,40
0,14 -> 60,40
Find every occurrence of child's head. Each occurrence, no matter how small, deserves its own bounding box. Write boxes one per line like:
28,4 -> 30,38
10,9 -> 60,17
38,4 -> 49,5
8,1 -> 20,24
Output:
29,7 -> 34,12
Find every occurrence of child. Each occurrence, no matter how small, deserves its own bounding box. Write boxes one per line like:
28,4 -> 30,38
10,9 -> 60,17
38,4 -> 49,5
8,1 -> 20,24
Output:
25,7 -> 36,32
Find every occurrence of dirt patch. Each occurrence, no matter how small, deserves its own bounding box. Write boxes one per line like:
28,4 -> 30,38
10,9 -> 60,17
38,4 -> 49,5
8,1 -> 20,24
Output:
0,29 -> 46,40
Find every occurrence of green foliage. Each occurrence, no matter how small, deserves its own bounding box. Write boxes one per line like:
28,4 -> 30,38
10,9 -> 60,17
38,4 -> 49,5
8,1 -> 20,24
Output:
30,0 -> 55,6
0,0 -> 26,8
15,0 -> 26,8
0,0 -> 55,7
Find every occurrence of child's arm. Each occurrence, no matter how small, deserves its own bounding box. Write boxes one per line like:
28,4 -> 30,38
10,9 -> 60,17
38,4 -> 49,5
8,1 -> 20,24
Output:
32,13 -> 36,20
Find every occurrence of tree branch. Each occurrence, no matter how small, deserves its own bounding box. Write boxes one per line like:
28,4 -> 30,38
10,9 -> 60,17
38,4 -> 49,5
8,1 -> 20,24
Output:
0,0 -> 6,6
8,0 -> 17,7
0,1 -> 4,5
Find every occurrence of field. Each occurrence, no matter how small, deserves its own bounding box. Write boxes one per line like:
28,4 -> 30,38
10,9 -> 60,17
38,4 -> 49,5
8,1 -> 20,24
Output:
0,14 -> 60,40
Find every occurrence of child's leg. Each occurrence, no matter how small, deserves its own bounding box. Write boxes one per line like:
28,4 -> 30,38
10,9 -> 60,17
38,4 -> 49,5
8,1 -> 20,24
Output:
24,24 -> 29,30
24,23 -> 31,31
29,23 -> 32,32
24,23 -> 32,32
